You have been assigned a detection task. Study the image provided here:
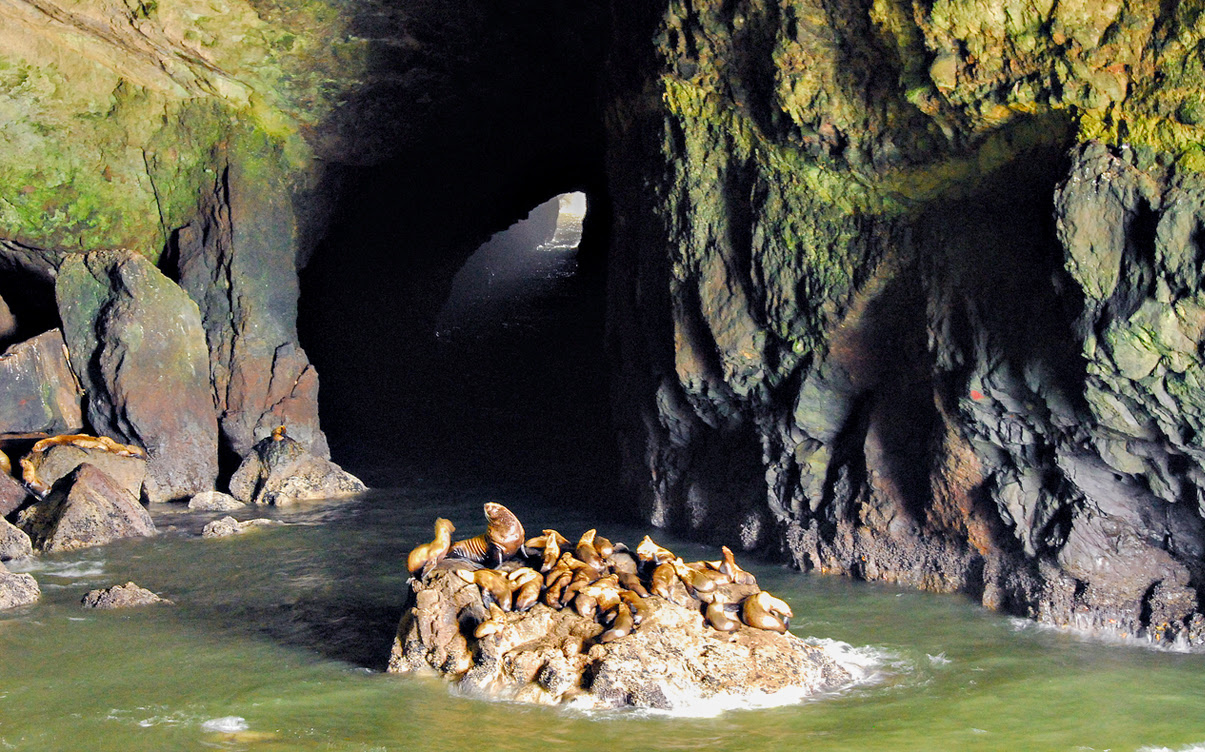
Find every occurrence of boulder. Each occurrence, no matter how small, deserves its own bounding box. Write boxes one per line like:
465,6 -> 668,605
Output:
229,432 -> 365,505
21,442 -> 146,501
201,515 -> 279,538
0,518 -> 32,560
16,464 -> 156,553
81,582 -> 170,608
0,562 -> 39,610
0,329 -> 84,435
55,250 -> 218,503
0,472 -> 29,517
389,567 -> 853,711
188,491 -> 245,512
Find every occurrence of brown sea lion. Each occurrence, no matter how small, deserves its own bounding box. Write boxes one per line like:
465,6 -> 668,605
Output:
0,449 -> 9,476
581,576 -> 622,613
741,591 -> 789,633
455,568 -> 514,611
599,603 -> 634,643
575,529 -> 606,573
572,592 -> 598,619
705,593 -> 741,632
448,502 -> 526,566
474,603 -> 508,638
406,518 -> 456,576
636,535 -> 675,566
620,589 -> 651,624
271,425 -> 288,441
508,567 -> 542,611
593,533 -> 614,558
650,561 -> 679,600
616,571 -> 650,598
720,545 -> 757,586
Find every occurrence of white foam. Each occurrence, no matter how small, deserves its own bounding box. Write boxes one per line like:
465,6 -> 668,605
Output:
7,559 -> 105,578
927,652 -> 951,666
1008,617 -> 1197,654
201,716 -> 249,733
1138,744 -> 1205,752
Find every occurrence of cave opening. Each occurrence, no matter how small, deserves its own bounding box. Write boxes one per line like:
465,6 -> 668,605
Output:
298,173 -> 617,507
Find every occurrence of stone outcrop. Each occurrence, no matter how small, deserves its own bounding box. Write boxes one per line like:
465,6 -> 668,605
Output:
56,250 -> 218,503
17,464 -> 156,553
0,473 -> 29,518
605,1 -> 1205,647
229,432 -> 365,505
21,441 -> 146,501
0,518 -> 32,561
82,582 -> 170,609
0,562 -> 39,610
0,329 -> 83,435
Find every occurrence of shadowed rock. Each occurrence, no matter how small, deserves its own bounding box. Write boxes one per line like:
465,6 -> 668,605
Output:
229,432 -> 365,505
0,472 -> 29,518
0,329 -> 83,435
16,464 -> 156,553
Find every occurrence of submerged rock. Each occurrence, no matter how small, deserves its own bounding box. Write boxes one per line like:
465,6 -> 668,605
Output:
0,562 -> 39,610
228,430 -> 365,505
82,582 -> 170,609
201,515 -> 279,538
16,464 -> 156,553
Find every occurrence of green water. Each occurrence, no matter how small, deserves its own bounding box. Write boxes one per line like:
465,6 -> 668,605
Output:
2,485 -> 1204,752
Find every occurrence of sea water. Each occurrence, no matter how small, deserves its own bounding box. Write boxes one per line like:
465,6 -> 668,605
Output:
1,483 -> 1204,752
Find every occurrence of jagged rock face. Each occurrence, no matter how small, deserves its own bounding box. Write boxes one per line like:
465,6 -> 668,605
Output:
228,433 -> 365,505
605,1 -> 1205,645
0,563 -> 39,610
56,251 -> 218,502
24,443 -> 147,502
0,329 -> 83,435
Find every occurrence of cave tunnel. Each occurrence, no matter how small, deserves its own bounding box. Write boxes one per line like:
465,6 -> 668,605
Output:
296,2 -> 618,509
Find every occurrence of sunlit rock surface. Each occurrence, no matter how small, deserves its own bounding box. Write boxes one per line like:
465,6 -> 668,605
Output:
81,581 -> 170,609
228,432 -> 365,505
0,562 -> 39,610
17,464 -> 156,553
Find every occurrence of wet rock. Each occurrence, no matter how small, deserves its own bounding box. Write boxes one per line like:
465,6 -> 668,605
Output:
188,491 -> 245,512
0,562 -> 39,610
0,518 -> 32,560
81,582 -> 170,609
56,250 -> 218,503
228,432 -> 365,505
201,515 -> 279,538
16,464 -> 156,553
0,329 -> 83,435
389,568 -> 851,710
21,442 -> 146,501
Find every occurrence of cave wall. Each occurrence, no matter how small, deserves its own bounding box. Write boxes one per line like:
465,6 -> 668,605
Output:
605,0 -> 1205,645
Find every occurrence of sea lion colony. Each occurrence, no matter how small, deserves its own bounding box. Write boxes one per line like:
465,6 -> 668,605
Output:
406,503 -> 794,640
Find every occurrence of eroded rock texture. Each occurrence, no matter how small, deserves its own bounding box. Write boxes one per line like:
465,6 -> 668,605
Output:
607,1 -> 1205,645
389,567 -> 852,710
17,463 -> 156,553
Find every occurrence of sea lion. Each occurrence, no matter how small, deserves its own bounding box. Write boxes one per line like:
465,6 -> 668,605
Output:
705,593 -> 741,632
572,592 -> 598,619
0,449 -> 9,476
720,545 -> 757,586
19,457 -> 47,496
620,589 -> 651,624
455,568 -> 514,611
650,561 -> 680,600
544,565 -> 573,608
271,425 -> 288,441
674,560 -> 720,601
593,533 -> 614,558
581,576 -> 622,613
741,591 -> 789,633
536,529 -> 570,572
616,571 -> 650,598
599,603 -> 634,643
636,535 -> 675,566
406,518 -> 456,576
448,502 -> 526,566
508,567 -> 542,611
576,529 -> 606,573
474,603 -> 508,638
